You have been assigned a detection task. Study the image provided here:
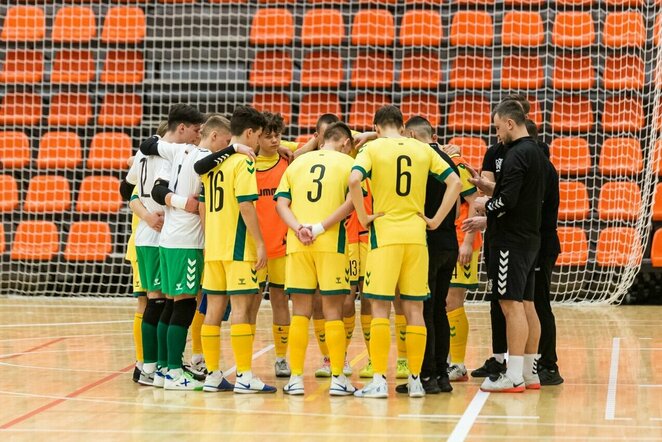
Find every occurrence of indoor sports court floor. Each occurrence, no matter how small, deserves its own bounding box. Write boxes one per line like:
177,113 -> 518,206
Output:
0,297 -> 660,441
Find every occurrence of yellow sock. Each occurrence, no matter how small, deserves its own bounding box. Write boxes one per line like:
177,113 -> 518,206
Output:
251,323 -> 257,336
395,314 -> 407,359
343,314 -> 355,349
289,316 -> 309,376
370,318 -> 391,375
231,323 -> 254,374
448,307 -> 469,365
191,311 -> 205,355
201,324 -> 221,372
406,325 -> 427,376
272,324 -> 289,359
360,314 -> 372,355
313,318 -> 329,357
133,313 -> 143,362
325,320 -> 346,376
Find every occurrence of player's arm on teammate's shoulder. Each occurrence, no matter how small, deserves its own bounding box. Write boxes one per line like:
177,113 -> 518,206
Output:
238,201 -> 267,270
193,144 -> 256,175
484,148 -> 527,216
129,196 -> 164,232
139,135 -> 160,156
292,135 -> 320,161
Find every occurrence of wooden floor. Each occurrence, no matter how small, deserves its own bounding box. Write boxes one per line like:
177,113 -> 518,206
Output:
0,297 -> 660,441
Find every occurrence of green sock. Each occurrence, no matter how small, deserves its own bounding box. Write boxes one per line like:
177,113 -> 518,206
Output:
157,320 -> 169,368
141,320 -> 158,364
167,324 -> 189,370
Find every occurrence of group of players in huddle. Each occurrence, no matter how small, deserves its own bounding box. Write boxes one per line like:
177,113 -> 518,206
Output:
120,95 -> 563,398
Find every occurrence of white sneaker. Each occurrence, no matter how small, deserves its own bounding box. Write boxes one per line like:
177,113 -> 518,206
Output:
164,369 -> 204,391
480,373 -> 525,393
188,355 -> 208,377
448,364 -> 468,382
314,357 -> 332,378
234,372 -> 277,394
138,369 -> 154,386
330,374 -> 356,396
408,375 -> 425,398
343,357 -> 353,376
275,359 -> 291,378
354,376 -> 388,398
524,373 -> 541,390
203,370 -> 234,392
283,375 -> 305,395
152,365 -> 168,388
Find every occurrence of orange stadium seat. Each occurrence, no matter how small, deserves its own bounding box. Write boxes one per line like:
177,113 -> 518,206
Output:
1,6 -> 46,42
652,229 -> 662,267
657,140 -> 662,175
76,176 -> 123,214
447,137 -> 487,170
295,134 -> 312,144
52,6 -> 96,43
556,0 -> 593,5
399,10 -> 443,47
51,50 -> 95,84
0,93 -> 42,126
249,50 -> 292,88
252,93 -> 291,125
0,175 -> 19,213
101,50 -> 145,85
596,227 -> 640,267
37,131 -> 83,170
351,52 -> 393,89
351,9 -> 395,46
604,54 -> 644,91
0,224 -> 4,254
653,183 -> 662,221
24,175 -> 72,213
552,54 -> 595,91
602,97 -> 643,133
64,222 -> 112,262
0,131 -> 31,169
556,227 -> 589,266
401,94 -> 440,128
449,55 -> 492,90
501,55 -> 543,90
598,181 -> 641,221
98,93 -> 142,127
301,50 -> 343,89
87,132 -> 132,170
47,93 -> 92,127
552,12 -> 595,49
101,7 -> 146,44
349,93 -> 391,130
299,93 -> 341,128
400,52 -> 441,90
301,9 -> 344,46
598,138 -> 643,176
550,137 -> 591,176
450,11 -> 493,47
501,11 -> 544,47
447,95 -> 491,133
0,50 -> 44,84
250,9 -> 294,45
558,181 -> 590,221
10,221 -> 59,261
551,96 -> 593,132
656,15 -> 662,46
604,12 -> 645,49
527,97 -> 543,127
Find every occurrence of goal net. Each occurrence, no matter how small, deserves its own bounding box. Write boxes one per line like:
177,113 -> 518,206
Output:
0,0 -> 660,304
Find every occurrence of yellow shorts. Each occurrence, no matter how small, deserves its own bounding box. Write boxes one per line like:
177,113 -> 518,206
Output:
202,260 -> 259,295
450,249 -> 480,289
363,244 -> 429,301
257,256 -> 286,288
348,241 -> 368,286
130,259 -> 146,297
285,251 -> 350,296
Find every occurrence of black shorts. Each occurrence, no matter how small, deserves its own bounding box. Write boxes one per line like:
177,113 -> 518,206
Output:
487,247 -> 537,302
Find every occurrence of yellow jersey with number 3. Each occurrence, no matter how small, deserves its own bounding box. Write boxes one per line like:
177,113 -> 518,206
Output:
200,154 -> 259,262
352,137 -> 454,249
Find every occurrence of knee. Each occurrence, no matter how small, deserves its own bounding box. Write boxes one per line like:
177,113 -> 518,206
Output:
171,298 -> 197,328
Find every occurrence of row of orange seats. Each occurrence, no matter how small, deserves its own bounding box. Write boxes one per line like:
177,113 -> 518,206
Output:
1,131 -> 132,170
557,226 -> 643,267
1,6 -> 145,44
251,9 -> 653,48
251,92 -> 645,133
18,0 -> 657,6
652,229 -> 662,267
250,50 -> 652,91
0,174 -> 123,215
557,180 -> 645,222
0,92 -> 142,127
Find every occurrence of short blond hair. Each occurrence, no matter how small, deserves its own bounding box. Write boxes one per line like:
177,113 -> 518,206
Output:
156,121 -> 168,137
201,114 -> 231,138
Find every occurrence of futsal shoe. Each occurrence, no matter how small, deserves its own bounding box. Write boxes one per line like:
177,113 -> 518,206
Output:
274,358 -> 291,378
396,358 -> 410,379
330,374 -> 356,396
132,362 -> 142,383
448,364 -> 468,382
471,357 -> 507,378
138,369 -> 155,386
396,377 -> 443,394
283,375 -> 305,395
203,371 -> 234,392
234,372 -> 277,394
354,376 -> 388,398
538,366 -> 564,386
183,363 -> 206,382
359,360 -> 374,378
480,373 -> 525,393
436,375 -> 453,393
152,366 -> 168,388
164,370 -> 204,391
343,357 -> 353,376
314,357 -> 332,378
524,373 -> 541,390
407,375 -> 425,398
188,355 -> 208,377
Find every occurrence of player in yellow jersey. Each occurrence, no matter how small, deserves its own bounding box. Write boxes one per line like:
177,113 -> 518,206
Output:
350,106 -> 462,398
194,106 -> 275,394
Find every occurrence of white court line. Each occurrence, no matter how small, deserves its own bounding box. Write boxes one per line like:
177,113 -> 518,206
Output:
447,390 -> 490,442
0,320 -> 132,328
399,414 -> 538,420
0,361 -> 122,374
605,337 -> 621,421
224,344 -> 274,376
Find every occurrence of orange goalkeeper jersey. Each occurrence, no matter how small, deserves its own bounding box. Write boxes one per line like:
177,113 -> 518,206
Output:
256,154 -> 289,259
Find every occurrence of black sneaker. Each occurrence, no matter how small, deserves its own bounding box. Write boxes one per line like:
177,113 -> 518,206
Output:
395,377 -> 443,394
436,375 -> 453,393
132,365 -> 141,383
538,366 -> 564,386
470,357 -> 507,378
183,363 -> 206,382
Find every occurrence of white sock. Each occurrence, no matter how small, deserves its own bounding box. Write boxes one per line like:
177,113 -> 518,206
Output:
493,353 -> 505,364
191,353 -> 204,364
523,354 -> 539,378
143,362 -> 157,374
506,355 -> 524,383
